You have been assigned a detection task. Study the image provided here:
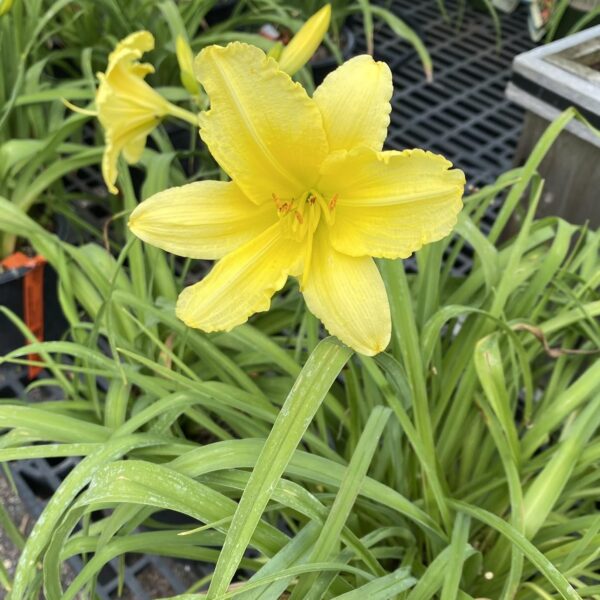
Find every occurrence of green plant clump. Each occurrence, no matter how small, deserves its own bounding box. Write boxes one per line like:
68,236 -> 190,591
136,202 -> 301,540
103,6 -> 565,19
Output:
0,108 -> 599,599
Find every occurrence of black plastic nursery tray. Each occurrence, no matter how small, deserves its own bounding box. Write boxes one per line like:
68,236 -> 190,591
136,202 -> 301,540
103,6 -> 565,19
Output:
368,0 -> 534,188
357,0 -> 535,274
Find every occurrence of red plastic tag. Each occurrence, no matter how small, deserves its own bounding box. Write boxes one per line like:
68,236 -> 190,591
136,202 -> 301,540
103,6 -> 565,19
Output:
1,252 -> 46,379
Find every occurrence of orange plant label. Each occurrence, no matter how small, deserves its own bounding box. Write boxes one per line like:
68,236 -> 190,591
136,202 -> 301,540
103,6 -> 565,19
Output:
1,252 -> 47,379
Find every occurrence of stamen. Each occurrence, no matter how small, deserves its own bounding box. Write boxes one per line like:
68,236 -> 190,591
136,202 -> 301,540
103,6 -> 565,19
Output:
295,211 -> 304,224
328,193 -> 338,211
272,193 -> 292,215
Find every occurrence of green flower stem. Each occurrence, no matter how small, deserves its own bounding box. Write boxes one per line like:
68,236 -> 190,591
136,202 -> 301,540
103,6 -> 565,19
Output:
166,102 -> 200,127
207,337 -> 352,599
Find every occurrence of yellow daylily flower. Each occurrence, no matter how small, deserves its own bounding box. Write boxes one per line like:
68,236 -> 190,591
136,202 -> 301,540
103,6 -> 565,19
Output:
97,31 -> 197,194
129,43 -> 465,356
278,4 -> 331,76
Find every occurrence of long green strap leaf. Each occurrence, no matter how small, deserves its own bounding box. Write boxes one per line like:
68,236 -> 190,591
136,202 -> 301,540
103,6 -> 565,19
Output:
207,338 -> 352,598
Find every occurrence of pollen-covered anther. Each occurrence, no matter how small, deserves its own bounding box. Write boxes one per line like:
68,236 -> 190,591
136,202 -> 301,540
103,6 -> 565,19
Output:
295,211 -> 304,224
272,193 -> 291,215
328,193 -> 338,211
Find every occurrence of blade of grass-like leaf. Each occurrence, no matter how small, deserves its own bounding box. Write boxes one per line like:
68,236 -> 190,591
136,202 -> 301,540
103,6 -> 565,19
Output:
236,522 -> 321,600
357,0 -> 374,55
207,338 -> 352,598
454,214 -> 500,293
118,165 -> 148,303
521,360 -> 600,458
0,0 -> 75,131
0,562 -> 11,595
112,291 -> 265,397
168,439 -> 443,539
334,567 -> 416,599
474,335 -> 520,463
202,469 -> 384,582
381,258 -> 450,530
478,0 -> 501,47
57,531 -> 227,600
0,406 -> 108,443
0,502 -> 24,551
162,561 -> 376,600
0,444 -> 99,462
522,388 -> 600,539
368,5 -> 433,81
292,407 -> 391,599
440,513 -> 471,600
407,545 -> 477,600
10,435 -> 164,600
473,336 -> 525,595
488,108 -> 577,245
490,176 -> 543,317
448,500 -> 581,600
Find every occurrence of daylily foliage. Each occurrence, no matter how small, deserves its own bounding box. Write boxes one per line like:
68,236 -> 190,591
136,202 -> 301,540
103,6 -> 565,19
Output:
129,43 -> 465,355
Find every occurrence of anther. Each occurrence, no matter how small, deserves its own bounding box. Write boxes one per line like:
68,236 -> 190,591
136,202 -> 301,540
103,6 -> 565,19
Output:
295,211 -> 304,224
328,193 -> 338,211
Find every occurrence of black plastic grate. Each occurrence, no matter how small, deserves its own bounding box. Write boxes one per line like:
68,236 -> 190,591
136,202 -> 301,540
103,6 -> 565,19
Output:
359,0 -> 534,187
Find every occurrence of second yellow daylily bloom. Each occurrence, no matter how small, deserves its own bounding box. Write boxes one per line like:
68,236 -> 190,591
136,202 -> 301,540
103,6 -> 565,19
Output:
129,43 -> 465,355
97,31 -> 197,194
278,4 -> 331,75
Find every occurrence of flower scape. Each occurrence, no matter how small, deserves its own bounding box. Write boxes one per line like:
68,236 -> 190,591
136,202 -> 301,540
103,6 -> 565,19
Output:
129,42 -> 465,355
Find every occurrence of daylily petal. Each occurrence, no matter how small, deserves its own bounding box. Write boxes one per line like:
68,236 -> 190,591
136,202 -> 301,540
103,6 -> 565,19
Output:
194,42 -> 328,204
313,55 -> 392,153
101,119 -> 157,194
176,224 -> 302,331
278,4 -> 331,76
129,181 -> 276,259
320,148 -> 465,258
302,228 -> 390,356
107,31 -> 154,73
122,133 -> 147,164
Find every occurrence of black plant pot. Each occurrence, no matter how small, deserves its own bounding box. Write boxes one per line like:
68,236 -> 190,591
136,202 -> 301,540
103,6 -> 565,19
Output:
204,0 -> 238,26
0,253 -> 67,356
0,203 -> 94,365
0,256 -> 66,367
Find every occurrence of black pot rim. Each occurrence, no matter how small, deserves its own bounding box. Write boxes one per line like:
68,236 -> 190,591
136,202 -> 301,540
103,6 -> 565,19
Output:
0,262 -> 34,285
